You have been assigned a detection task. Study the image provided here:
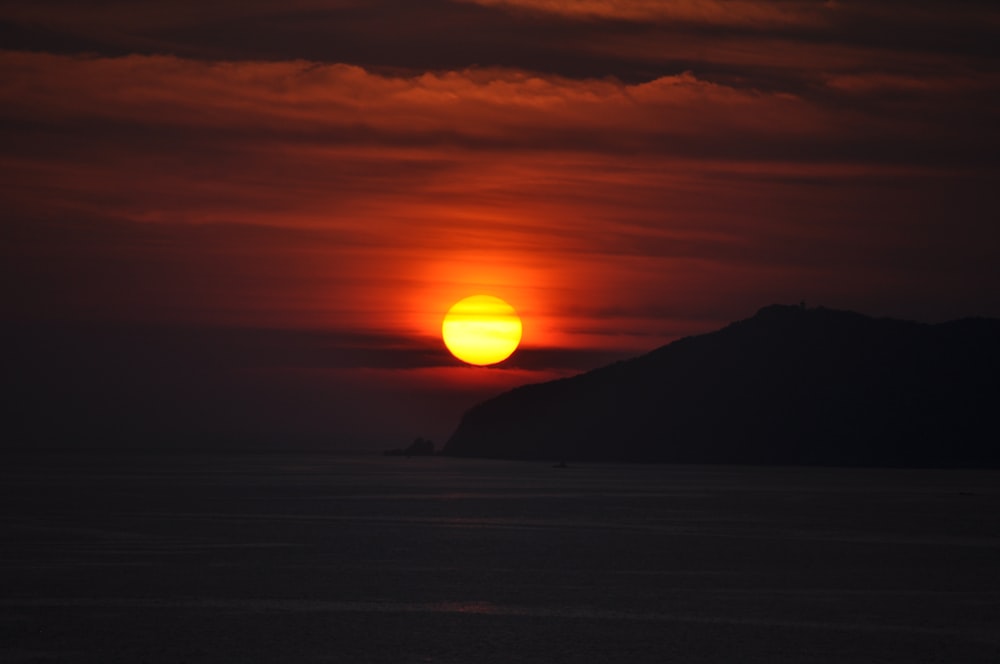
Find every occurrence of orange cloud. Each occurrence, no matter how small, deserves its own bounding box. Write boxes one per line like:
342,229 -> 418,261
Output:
0,51 -> 824,148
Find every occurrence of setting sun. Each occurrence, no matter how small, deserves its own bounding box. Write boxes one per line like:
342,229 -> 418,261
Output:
442,295 -> 523,366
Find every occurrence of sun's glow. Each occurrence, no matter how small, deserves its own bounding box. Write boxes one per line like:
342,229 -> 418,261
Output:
442,295 -> 523,366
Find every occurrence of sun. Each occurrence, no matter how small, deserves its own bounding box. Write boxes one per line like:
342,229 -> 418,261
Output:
442,295 -> 523,366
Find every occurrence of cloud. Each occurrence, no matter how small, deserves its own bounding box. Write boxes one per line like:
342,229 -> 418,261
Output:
457,0 -> 832,27
0,1 -> 365,34
5,49 -> 993,171
2,49 -> 997,351
824,71 -> 1000,96
0,51 -> 821,149
4,1 -> 998,93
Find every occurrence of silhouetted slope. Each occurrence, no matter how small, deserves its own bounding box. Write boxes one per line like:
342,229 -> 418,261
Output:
443,305 -> 1000,467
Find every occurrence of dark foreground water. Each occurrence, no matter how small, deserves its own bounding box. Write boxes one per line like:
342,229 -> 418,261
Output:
2,452 -> 998,663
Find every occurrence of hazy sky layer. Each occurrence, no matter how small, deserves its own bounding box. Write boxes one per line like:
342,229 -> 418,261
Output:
3,1 -> 998,447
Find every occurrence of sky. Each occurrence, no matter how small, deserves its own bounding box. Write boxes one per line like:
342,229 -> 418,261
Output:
3,0 -> 999,450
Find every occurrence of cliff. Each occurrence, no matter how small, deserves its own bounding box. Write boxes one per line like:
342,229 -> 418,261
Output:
443,305 -> 1000,467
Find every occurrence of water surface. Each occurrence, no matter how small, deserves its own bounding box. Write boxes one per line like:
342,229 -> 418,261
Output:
2,452 -> 998,662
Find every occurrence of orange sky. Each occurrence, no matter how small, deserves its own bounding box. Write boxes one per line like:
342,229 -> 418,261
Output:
3,1 -> 999,448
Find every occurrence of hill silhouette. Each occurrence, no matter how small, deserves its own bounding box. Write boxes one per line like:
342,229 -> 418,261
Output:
443,305 -> 1000,467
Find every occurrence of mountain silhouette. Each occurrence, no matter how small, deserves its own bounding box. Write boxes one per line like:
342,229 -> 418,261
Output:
443,305 -> 1000,467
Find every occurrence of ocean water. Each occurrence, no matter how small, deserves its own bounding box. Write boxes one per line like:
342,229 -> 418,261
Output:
1,452 -> 998,663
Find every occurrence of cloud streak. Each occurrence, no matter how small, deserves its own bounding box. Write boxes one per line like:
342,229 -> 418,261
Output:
459,0 -> 833,26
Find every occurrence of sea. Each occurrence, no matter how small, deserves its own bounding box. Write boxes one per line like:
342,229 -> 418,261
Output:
2,452 -> 998,663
